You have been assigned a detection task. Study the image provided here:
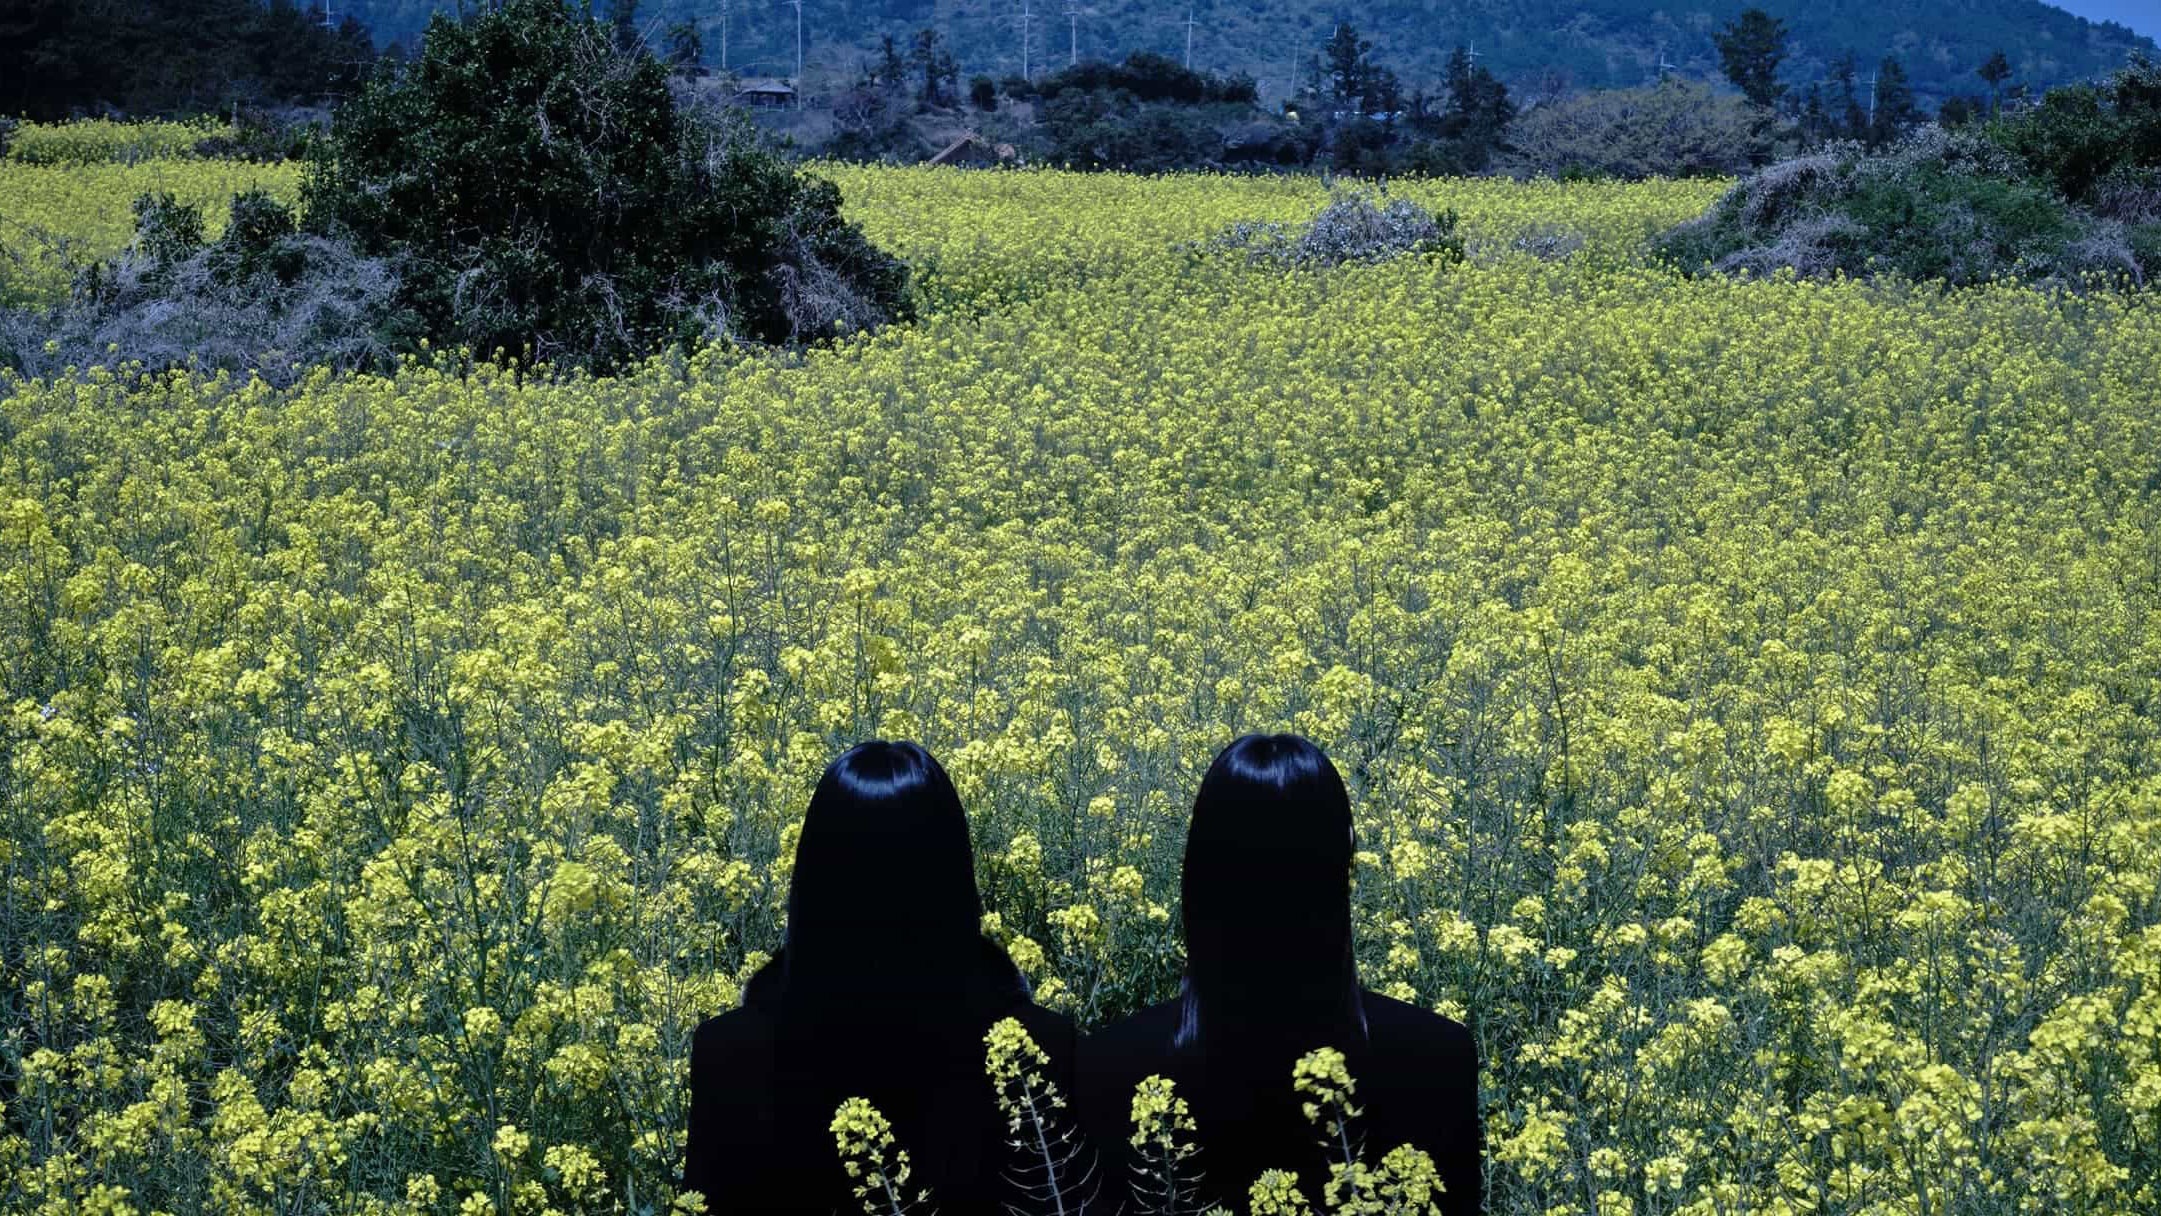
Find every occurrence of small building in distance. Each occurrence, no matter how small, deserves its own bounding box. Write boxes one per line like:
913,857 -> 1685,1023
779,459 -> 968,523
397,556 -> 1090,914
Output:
732,77 -> 796,108
928,131 -> 1020,167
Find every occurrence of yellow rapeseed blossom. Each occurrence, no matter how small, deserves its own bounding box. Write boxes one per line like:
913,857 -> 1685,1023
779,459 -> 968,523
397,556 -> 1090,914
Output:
1250,1170 -> 1315,1216
4,159 -> 2160,1216
830,1096 -> 926,1216
0,155 -> 299,306
5,118 -> 230,165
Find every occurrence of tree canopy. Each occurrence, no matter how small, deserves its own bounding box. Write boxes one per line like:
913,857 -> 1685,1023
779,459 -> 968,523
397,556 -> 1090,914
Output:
1714,9 -> 1789,108
302,0 -> 910,370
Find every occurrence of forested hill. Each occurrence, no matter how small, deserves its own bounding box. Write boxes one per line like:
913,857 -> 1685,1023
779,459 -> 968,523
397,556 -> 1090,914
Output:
342,0 -> 2152,104
1,0 -> 375,119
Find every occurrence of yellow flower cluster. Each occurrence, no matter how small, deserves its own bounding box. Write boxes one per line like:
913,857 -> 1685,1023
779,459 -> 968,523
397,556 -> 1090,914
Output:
1129,1075 -> 1200,1159
3,158 -> 2160,1216
830,1097 -> 923,1216
1250,1169 -> 1317,1216
984,1016 -> 1064,1133
4,118 -> 231,165
1289,1047 -> 1444,1216
1293,1046 -> 1363,1148
815,161 -> 1725,311
0,155 -> 301,306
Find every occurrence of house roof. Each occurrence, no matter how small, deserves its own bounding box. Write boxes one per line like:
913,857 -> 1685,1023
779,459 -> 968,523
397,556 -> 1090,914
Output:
733,78 -> 796,95
929,132 -> 1018,166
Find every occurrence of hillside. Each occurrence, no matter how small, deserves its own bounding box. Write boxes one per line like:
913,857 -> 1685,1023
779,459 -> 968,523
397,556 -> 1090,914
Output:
343,0 -> 2154,106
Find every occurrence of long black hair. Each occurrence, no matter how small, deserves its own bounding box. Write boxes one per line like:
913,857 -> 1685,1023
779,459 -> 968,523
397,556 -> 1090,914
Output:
723,743 -> 1038,1210
777,739 -> 991,1031
1175,732 -> 1368,1056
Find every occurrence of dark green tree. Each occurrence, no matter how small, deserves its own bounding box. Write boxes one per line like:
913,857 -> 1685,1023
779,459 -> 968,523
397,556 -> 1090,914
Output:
909,28 -> 957,106
1361,63 -> 1403,120
1798,82 -> 1830,143
1978,50 -> 2013,118
1986,54 -> 2161,204
1831,54 -> 1869,140
1434,43 -> 1514,169
664,21 -> 702,72
303,0 -> 910,369
1871,56 -> 1919,145
1713,8 -> 1789,107
878,34 -> 907,90
1323,23 -> 1374,105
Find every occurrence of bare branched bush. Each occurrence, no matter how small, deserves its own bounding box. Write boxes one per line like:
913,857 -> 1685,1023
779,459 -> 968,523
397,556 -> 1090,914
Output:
1197,188 -> 1463,270
2091,167 -> 2161,224
1659,125 -> 2147,288
2,194 -> 402,385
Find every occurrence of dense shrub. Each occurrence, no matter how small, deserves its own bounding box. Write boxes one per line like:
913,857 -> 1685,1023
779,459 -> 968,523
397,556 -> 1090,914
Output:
1326,116 -> 1400,176
1505,79 -> 1775,181
129,190 -> 208,268
1029,53 -> 1255,106
302,0 -> 910,371
1015,52 -> 1270,173
1657,126 -> 2149,286
189,107 -> 329,163
1036,91 -> 1229,173
1195,187 -> 1464,269
1984,55 -> 2161,207
1,190 -> 405,383
1220,119 -> 1317,168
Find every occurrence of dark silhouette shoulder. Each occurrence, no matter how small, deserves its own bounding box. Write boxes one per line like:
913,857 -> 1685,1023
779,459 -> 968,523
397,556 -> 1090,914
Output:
1358,988 -> 1478,1089
1075,990 -> 1483,1216
680,941 -> 1080,1216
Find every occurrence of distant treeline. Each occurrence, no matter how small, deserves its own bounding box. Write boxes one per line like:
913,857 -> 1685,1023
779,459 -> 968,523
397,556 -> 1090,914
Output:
333,0 -> 2151,108
1,0 -> 376,119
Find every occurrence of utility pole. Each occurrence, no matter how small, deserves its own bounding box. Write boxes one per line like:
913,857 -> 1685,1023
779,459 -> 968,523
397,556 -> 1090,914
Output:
1066,3 -> 1079,67
1184,6 -> 1198,70
1021,0 -> 1032,80
1867,73 -> 1878,124
790,0 -> 803,104
718,0 -> 729,72
1655,42 -> 1674,82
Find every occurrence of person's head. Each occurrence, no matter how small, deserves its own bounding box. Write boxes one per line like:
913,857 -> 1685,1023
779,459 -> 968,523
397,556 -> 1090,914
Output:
781,740 -> 983,1011
1176,732 -> 1366,1052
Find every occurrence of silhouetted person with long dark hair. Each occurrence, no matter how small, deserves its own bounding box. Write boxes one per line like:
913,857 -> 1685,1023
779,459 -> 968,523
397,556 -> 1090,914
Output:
680,741 -> 1078,1215
1077,733 -> 1484,1215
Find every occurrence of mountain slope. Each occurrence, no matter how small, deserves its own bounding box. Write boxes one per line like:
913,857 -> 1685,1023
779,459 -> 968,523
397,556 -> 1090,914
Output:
344,0 -> 2154,107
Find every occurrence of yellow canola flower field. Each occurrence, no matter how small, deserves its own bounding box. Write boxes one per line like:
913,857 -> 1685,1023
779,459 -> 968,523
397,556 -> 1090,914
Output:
3,164 -> 2160,1216
0,157 -> 302,307
819,163 -> 1724,307
4,118 -> 232,165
